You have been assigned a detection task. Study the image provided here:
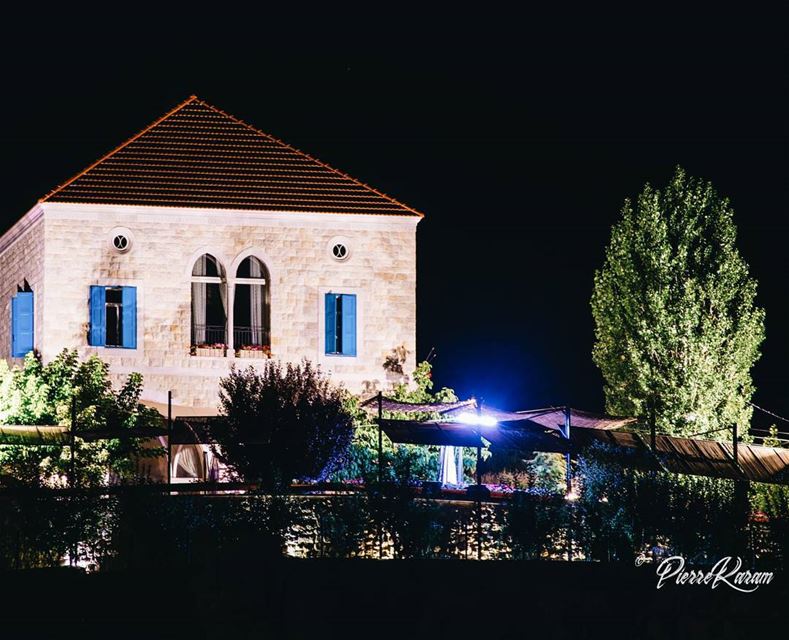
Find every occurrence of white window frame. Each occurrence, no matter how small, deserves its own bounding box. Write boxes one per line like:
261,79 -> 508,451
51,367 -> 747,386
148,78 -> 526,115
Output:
85,278 -> 144,357
318,286 -> 364,363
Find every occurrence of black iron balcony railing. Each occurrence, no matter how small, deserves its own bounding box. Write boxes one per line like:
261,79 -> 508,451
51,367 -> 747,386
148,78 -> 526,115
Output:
192,324 -> 227,347
233,325 -> 270,348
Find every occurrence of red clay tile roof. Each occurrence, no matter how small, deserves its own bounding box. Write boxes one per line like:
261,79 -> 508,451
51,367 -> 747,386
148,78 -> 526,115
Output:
41,96 -> 422,217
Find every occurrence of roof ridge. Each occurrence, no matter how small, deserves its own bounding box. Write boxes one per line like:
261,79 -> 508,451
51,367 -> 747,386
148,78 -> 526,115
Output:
191,98 -> 424,218
40,95 -> 200,203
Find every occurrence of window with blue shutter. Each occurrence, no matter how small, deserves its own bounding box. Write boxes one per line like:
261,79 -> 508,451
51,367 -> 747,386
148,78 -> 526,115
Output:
89,285 -> 137,349
340,294 -> 356,356
121,287 -> 137,349
324,293 -> 337,354
11,291 -> 34,358
324,293 -> 356,357
89,286 -> 106,346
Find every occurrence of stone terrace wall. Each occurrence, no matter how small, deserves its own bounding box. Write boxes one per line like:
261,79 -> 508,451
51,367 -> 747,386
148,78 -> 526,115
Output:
40,203 -> 418,408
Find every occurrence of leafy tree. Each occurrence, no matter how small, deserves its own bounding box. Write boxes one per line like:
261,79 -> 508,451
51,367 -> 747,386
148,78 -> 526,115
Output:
0,350 -> 163,487
390,360 -> 458,405
762,425 -> 781,448
591,167 -> 765,437
576,445 -> 749,563
332,360 -> 466,484
483,450 -> 566,492
214,360 -> 355,488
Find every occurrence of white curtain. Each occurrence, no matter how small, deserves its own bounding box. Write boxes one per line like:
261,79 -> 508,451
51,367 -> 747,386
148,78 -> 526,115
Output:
250,285 -> 263,344
218,282 -> 227,343
249,258 -> 263,344
173,445 -> 205,479
207,451 -> 221,481
438,446 -> 465,486
192,282 -> 206,343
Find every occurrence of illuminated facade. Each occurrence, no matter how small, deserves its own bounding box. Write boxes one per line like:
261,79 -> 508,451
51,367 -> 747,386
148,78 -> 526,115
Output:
0,97 -> 421,414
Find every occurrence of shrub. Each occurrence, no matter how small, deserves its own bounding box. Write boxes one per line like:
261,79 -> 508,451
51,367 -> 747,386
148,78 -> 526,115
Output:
214,360 -> 355,488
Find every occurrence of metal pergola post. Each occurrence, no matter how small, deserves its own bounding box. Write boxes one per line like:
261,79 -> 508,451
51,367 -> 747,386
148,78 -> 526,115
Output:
377,391 -> 383,559
564,406 -> 572,493
476,398 -> 483,560
69,395 -> 78,567
70,396 -> 77,489
377,391 -> 383,484
167,390 -> 173,487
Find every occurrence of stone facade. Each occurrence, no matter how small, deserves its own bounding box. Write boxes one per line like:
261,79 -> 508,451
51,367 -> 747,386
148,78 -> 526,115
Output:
0,206 -> 45,360
1,202 -> 419,410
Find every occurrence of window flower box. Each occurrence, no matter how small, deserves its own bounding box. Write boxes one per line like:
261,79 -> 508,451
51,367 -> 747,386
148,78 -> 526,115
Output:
192,343 -> 227,357
235,345 -> 272,359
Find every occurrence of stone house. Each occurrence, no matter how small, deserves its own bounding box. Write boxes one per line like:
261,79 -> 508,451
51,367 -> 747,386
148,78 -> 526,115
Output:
0,96 -> 421,417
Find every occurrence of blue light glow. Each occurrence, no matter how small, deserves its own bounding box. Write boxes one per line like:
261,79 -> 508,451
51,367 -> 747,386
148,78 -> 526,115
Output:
454,411 -> 498,427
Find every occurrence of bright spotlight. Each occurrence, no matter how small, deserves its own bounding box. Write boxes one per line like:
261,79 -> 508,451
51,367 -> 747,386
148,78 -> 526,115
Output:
454,411 -> 498,427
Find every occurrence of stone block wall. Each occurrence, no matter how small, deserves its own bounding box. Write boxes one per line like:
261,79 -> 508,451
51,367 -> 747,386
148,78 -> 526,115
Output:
35,203 -> 419,408
0,207 -> 45,362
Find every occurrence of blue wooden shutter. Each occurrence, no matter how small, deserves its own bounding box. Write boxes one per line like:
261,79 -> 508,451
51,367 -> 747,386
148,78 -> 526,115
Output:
121,286 -> 137,349
341,294 -> 357,356
89,286 -> 106,346
10,295 -> 18,357
11,292 -> 34,357
324,293 -> 337,354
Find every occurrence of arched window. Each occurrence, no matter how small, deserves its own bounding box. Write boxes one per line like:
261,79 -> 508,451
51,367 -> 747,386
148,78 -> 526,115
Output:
172,445 -> 206,480
234,256 -> 270,350
191,254 -> 227,352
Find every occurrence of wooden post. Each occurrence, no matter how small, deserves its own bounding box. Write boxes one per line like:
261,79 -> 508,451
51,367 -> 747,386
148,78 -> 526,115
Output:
167,390 -> 173,487
733,422 -> 739,468
564,406 -> 572,493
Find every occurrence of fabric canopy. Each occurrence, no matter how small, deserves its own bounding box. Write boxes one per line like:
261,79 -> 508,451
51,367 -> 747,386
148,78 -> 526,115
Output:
515,407 -> 636,431
0,425 -> 70,445
379,419 -> 486,447
0,424 -> 168,445
360,396 -> 476,415
380,406 -> 789,485
572,428 -> 789,484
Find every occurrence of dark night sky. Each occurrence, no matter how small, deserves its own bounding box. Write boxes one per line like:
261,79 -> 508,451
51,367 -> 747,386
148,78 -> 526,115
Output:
0,15 -> 785,423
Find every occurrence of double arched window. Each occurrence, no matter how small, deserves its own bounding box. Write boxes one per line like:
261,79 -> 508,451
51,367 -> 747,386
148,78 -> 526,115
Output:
191,254 -> 227,347
233,256 -> 270,348
191,253 -> 270,355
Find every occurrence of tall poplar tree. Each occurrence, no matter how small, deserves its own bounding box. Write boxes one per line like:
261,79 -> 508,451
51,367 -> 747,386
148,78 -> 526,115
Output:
591,167 -> 765,437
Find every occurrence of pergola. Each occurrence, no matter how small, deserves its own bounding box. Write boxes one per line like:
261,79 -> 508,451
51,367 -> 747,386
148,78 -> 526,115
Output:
366,399 -> 789,486
4,395 -> 789,488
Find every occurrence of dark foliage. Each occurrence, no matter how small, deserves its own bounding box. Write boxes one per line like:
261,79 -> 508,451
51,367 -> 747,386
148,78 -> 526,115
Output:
214,360 -> 355,487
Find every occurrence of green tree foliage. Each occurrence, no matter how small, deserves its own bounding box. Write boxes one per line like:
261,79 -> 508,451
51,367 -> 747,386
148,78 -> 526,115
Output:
214,360 -> 355,488
762,425 -> 781,448
0,350 -> 163,487
333,360 -> 467,484
591,167 -> 765,437
483,450 -> 566,492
